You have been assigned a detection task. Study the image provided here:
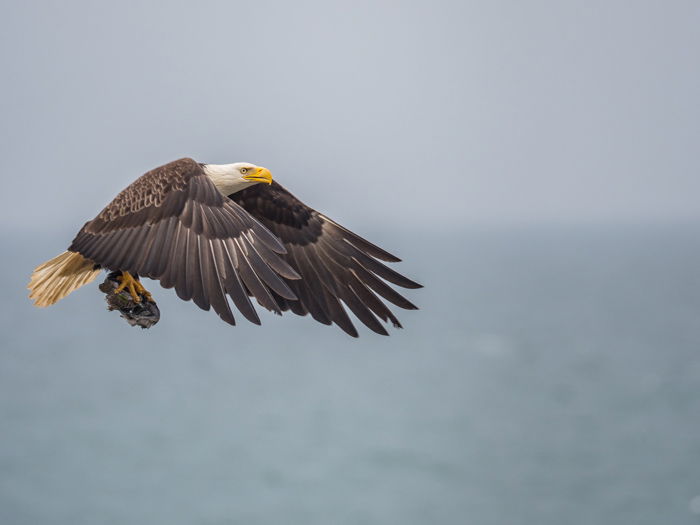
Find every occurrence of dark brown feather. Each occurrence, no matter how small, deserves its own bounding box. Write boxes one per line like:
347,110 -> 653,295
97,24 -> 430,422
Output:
231,181 -> 421,336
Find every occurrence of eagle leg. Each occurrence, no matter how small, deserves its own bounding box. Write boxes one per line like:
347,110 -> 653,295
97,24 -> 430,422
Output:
114,271 -> 153,303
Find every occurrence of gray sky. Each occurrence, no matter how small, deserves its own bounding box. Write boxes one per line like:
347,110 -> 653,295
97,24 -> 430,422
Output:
1,0 -> 698,235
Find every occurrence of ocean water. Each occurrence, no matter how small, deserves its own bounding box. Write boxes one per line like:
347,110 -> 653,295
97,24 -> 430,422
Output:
1,225 -> 700,525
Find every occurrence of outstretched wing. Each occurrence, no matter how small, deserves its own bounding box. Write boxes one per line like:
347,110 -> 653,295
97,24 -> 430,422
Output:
69,158 -> 300,325
230,182 -> 421,337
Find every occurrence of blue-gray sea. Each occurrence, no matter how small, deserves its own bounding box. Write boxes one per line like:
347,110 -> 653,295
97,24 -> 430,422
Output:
2,225 -> 700,525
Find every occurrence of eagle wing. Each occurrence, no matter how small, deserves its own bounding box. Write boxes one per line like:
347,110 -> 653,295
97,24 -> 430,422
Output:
69,158 -> 300,326
230,182 -> 421,337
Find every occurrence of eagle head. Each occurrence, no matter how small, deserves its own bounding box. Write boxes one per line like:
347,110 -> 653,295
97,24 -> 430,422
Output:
203,162 -> 272,195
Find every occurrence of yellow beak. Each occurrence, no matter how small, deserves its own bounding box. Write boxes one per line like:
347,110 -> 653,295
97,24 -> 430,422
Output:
243,166 -> 273,185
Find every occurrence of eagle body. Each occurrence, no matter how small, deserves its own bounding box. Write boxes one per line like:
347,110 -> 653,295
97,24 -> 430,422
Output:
28,158 -> 421,336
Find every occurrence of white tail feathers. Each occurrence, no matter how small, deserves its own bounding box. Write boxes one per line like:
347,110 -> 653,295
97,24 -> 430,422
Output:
28,251 -> 101,307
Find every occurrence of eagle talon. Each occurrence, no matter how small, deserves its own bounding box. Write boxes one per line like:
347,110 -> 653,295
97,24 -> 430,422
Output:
114,271 -> 150,303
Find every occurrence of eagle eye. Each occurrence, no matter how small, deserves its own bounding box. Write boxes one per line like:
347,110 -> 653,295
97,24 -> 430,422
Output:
240,168 -> 248,174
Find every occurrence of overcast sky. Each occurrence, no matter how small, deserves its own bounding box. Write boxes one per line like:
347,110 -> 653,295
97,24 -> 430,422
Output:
1,1 -> 698,235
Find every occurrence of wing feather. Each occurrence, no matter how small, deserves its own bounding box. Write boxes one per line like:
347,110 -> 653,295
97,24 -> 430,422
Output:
220,239 -> 261,325
235,238 -> 281,313
68,158 -> 297,325
241,235 -> 297,300
286,245 -> 331,325
208,241 -> 236,324
231,181 -> 421,336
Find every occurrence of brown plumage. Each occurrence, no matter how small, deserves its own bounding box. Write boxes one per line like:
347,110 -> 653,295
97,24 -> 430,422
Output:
28,158 -> 421,336
231,182 -> 421,337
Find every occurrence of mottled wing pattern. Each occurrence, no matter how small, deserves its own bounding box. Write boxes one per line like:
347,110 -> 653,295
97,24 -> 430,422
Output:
69,158 -> 300,325
230,182 -> 421,337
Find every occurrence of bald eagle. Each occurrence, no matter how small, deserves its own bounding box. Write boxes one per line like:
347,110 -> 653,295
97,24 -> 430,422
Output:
28,158 -> 421,336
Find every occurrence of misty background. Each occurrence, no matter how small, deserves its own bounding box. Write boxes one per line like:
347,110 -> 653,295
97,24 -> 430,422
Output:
1,1 -> 698,230
1,1 -> 700,524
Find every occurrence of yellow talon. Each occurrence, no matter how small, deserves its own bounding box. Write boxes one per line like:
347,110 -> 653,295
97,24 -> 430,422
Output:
114,271 -> 152,303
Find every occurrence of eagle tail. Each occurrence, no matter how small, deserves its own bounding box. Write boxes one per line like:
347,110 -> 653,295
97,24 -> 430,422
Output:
28,251 -> 101,307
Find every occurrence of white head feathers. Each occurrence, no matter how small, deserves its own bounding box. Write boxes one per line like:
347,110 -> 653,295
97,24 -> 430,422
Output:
202,162 -> 272,196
